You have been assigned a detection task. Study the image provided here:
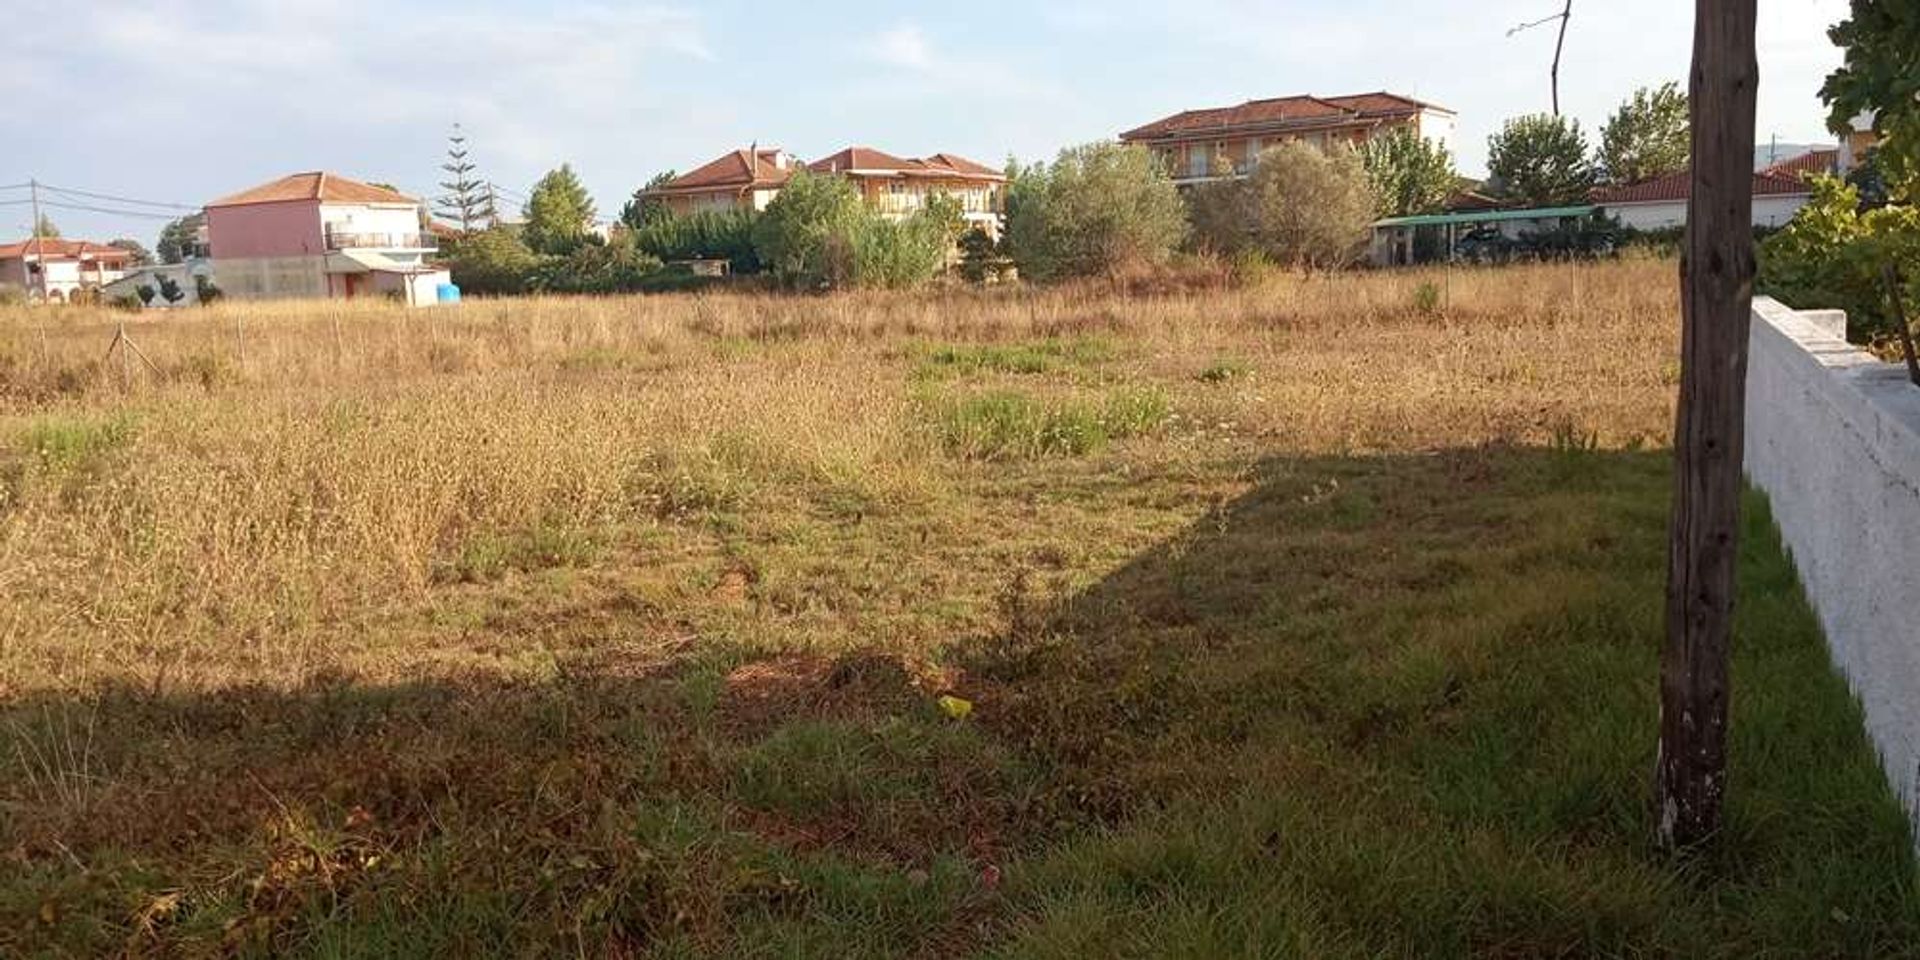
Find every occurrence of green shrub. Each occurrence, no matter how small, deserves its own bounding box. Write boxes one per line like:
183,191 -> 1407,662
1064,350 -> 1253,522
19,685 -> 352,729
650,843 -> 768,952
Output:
632,209 -> 761,274
449,225 -> 546,296
1758,175 -> 1920,343
957,227 -> 1013,283
752,170 -> 868,289
851,213 -> 948,290
530,241 -> 664,294
1005,142 -> 1188,281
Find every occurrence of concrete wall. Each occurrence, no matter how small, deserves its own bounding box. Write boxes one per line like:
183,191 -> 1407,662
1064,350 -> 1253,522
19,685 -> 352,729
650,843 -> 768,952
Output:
1744,296 -> 1920,826
212,255 -> 329,299
208,201 -> 324,258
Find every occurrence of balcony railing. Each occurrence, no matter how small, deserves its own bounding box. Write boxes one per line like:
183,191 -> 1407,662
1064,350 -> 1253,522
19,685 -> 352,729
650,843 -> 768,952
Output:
325,230 -> 437,251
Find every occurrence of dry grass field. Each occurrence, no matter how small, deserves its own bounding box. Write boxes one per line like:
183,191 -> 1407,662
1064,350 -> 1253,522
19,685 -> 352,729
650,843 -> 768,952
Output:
2,259 -> 1915,957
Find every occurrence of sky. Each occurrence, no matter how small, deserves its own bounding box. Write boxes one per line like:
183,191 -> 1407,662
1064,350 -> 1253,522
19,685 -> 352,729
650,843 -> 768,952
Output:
4,0 -> 1854,246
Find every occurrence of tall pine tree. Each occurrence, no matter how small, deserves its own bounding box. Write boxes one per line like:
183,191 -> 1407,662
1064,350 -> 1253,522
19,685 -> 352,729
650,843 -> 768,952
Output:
437,124 -> 492,233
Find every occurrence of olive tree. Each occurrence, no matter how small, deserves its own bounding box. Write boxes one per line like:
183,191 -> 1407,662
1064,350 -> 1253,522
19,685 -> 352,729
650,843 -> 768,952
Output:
1005,142 -> 1188,281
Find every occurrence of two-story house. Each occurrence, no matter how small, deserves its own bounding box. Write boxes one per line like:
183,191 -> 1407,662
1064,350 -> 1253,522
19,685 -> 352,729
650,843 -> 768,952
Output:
644,146 -> 1008,237
204,172 -> 448,304
0,238 -> 132,303
808,147 -> 1006,238
1120,91 -> 1456,186
643,148 -> 797,217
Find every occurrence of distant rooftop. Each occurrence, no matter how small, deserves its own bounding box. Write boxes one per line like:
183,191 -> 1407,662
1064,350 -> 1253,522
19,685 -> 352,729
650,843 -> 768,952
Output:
1121,92 -> 1451,142
207,172 -> 417,208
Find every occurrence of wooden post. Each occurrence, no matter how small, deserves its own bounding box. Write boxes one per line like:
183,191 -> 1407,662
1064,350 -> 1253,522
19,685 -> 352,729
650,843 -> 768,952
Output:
1656,0 -> 1758,852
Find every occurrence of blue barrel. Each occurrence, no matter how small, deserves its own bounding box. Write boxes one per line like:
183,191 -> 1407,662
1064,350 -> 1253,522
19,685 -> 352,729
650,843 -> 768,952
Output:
436,283 -> 461,304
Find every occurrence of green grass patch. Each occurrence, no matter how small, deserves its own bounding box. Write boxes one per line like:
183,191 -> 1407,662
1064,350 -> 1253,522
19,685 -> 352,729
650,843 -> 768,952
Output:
915,337 -> 1115,380
926,386 -> 1170,460
9,412 -> 138,472
436,523 -> 600,583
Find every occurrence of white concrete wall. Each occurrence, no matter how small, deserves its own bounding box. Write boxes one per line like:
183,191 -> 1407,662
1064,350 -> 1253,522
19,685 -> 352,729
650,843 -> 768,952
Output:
1609,195 -> 1809,231
1744,296 -> 1920,830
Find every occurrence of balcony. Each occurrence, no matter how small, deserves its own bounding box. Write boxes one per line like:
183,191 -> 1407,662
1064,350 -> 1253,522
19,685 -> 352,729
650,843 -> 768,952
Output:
324,230 -> 437,252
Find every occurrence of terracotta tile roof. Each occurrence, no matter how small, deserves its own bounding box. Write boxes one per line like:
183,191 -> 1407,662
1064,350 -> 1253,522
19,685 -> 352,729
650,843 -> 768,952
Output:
1592,169 -> 1813,205
1760,148 -> 1840,180
0,238 -> 135,260
651,149 -> 793,195
207,172 -> 417,208
924,152 -> 1004,178
810,147 -> 1005,181
809,146 -> 918,174
1322,92 -> 1452,117
1120,91 -> 1448,142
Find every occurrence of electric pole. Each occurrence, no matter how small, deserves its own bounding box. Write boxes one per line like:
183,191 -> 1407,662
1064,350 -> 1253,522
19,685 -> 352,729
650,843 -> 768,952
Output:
1656,0 -> 1759,853
1510,1 -> 1575,117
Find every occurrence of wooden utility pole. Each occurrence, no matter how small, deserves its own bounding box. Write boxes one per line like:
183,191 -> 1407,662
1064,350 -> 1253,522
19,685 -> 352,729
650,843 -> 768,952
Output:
1550,0 -> 1572,117
1508,1 -> 1574,116
1655,0 -> 1758,852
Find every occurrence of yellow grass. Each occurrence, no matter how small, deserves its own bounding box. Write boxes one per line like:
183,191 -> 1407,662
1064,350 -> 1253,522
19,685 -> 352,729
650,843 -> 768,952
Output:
0,260 -> 1678,699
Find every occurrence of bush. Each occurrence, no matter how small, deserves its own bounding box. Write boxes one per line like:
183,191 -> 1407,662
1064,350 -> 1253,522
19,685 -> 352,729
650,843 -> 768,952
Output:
529,241 -> 664,294
449,226 -> 546,296
1758,175 -> 1920,343
632,210 -> 761,274
752,169 -> 868,289
851,213 -> 948,290
1005,142 -> 1188,282
1245,142 -> 1377,271
958,228 -> 1013,283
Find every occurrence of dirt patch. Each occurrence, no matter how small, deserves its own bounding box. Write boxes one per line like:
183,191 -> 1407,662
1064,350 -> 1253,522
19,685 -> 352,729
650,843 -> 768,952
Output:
719,651 -> 959,737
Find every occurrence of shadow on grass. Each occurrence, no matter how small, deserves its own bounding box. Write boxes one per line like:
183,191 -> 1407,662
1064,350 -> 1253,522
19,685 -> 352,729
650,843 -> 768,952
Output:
4,446 -> 1916,958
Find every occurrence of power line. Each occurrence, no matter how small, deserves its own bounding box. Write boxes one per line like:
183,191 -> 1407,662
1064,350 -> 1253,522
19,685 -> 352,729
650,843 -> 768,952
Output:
39,183 -> 198,211
38,198 -> 181,220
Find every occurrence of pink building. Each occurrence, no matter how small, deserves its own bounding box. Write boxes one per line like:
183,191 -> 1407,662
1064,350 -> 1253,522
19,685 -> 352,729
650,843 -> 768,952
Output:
205,172 -> 449,305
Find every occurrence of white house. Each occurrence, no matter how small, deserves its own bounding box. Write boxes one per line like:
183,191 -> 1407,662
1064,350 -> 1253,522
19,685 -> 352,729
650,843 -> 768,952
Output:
0,239 -> 133,302
1592,169 -> 1813,232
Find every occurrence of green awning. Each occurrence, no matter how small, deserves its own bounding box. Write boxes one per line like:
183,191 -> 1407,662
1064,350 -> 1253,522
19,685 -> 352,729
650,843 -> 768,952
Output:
1372,205 -> 1599,229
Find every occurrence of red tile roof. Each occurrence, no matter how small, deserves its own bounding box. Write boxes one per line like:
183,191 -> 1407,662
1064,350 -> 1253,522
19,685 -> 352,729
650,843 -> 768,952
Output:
809,147 -> 1005,181
0,238 -> 135,260
650,149 -> 794,195
1760,148 -> 1839,180
1121,91 -> 1449,142
207,171 -> 417,208
1592,169 -> 1813,205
